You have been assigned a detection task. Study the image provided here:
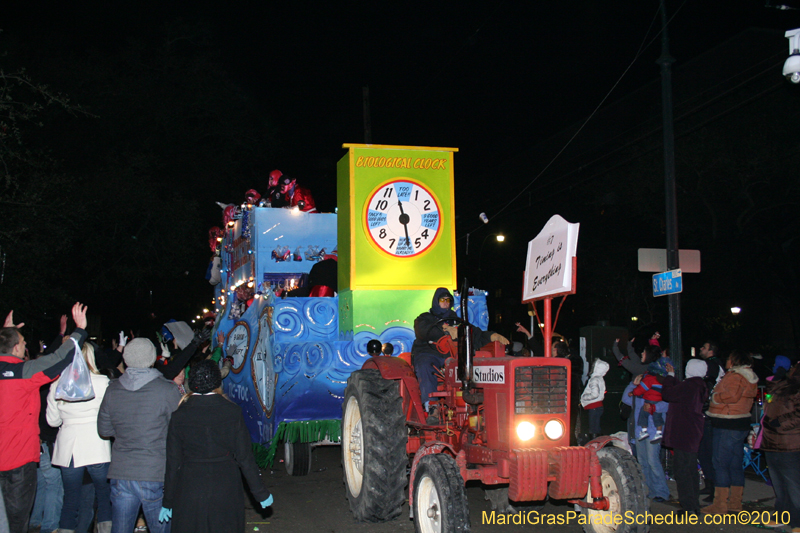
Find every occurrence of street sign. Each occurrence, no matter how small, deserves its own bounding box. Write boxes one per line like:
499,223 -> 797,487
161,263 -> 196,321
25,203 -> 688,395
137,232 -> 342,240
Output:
652,269 -> 682,297
638,249 -> 700,273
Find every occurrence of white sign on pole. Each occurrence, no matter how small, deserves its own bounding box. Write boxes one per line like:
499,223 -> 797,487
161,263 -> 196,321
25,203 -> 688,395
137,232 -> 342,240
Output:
637,248 -> 701,273
522,215 -> 580,301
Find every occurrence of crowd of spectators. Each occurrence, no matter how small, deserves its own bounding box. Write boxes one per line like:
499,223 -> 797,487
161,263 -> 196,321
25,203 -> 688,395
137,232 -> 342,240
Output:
608,330 -> 797,528
0,305 -> 271,533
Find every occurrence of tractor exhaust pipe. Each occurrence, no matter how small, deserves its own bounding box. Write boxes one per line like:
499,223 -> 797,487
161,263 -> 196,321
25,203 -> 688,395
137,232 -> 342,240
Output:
457,278 -> 473,389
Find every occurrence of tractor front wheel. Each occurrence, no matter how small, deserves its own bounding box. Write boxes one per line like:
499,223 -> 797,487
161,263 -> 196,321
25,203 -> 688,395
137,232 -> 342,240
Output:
413,454 -> 470,533
577,446 -> 648,533
342,369 -> 406,522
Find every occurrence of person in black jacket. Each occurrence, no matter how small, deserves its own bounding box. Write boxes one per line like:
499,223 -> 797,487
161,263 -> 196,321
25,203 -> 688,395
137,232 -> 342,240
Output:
156,321 -> 200,381
697,340 -> 723,500
412,288 -> 508,421
161,360 -> 272,532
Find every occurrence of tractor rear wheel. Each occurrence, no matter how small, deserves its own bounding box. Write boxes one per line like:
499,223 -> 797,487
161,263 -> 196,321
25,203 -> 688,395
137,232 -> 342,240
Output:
413,454 -> 470,533
577,446 -> 648,533
342,369 -> 407,522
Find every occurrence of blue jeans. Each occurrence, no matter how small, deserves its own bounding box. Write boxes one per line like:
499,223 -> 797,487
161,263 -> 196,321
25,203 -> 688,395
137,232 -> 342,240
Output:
60,460 -> 111,529
413,352 -> 443,405
636,437 -> 670,500
29,443 -> 63,532
765,451 -> 800,527
110,479 -> 170,533
77,482 -> 95,533
587,407 -> 603,435
637,404 -> 664,430
711,427 -> 748,487
0,478 -> 8,533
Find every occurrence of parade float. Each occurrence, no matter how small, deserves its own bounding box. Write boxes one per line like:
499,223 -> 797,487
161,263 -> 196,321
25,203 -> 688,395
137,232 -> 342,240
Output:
210,144 -> 490,474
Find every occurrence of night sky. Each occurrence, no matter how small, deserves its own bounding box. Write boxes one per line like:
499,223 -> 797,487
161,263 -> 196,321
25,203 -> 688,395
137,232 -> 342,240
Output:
3,0 -> 800,350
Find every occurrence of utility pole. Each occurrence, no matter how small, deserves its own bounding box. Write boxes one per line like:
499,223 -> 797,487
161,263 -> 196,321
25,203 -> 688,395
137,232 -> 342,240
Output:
658,0 -> 683,378
362,86 -> 372,144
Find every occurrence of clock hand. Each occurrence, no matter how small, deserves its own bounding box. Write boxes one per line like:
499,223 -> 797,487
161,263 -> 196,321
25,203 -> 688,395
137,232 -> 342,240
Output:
397,200 -> 410,246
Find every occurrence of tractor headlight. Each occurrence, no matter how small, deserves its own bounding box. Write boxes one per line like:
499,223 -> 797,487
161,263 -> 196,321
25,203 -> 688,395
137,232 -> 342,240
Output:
544,419 -> 564,441
516,421 -> 536,441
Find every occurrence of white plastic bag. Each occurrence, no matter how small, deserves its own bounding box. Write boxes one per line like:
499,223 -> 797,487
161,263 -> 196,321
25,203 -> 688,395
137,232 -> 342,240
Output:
54,338 -> 95,402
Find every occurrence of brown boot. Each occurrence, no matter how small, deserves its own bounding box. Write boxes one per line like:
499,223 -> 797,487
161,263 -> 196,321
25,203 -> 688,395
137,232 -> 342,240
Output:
727,486 -> 744,513
701,487 -> 730,515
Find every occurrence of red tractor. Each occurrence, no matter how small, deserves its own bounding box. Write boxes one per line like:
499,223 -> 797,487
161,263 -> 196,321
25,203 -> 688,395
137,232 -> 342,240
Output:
342,286 -> 648,532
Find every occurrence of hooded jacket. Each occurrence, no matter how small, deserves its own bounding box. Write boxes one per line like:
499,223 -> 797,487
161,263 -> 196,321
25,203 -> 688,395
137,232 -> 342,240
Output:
706,365 -> 758,419
97,368 -> 182,482
580,359 -> 609,408
631,359 -> 673,403
411,288 -> 492,362
661,359 -> 708,453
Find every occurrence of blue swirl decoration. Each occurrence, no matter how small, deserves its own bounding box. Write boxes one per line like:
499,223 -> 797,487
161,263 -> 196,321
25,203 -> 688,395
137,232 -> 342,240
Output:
334,327 -> 416,369
273,298 -> 337,342
273,341 -> 334,380
302,299 -> 337,338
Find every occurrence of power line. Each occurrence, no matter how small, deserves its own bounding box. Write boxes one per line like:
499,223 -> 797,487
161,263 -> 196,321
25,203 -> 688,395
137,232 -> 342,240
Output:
459,0 -> 689,240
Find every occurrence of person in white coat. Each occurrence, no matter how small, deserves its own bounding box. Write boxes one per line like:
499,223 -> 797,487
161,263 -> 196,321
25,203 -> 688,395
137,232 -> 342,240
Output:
46,343 -> 112,533
580,359 -> 610,438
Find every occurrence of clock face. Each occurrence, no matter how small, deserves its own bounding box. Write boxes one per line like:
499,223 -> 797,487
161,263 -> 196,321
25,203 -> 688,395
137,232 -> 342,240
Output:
252,308 -> 275,416
226,322 -> 250,373
364,179 -> 442,258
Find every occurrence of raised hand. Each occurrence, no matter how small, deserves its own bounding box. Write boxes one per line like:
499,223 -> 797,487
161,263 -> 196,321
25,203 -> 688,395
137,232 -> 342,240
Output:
59,315 -> 68,335
71,303 -> 87,330
4,310 -> 24,329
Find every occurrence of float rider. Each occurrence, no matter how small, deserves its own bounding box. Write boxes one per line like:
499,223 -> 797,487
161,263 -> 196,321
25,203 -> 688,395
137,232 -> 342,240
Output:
278,175 -> 317,213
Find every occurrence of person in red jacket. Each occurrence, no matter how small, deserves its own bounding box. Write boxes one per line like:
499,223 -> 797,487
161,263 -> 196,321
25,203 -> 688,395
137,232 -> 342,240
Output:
629,344 -> 668,443
278,174 -> 317,213
0,303 -> 88,533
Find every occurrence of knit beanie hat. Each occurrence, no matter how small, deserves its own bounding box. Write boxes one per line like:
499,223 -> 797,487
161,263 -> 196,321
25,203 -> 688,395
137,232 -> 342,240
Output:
123,338 -> 157,369
773,355 -> 792,374
189,360 -> 222,394
685,358 -> 707,379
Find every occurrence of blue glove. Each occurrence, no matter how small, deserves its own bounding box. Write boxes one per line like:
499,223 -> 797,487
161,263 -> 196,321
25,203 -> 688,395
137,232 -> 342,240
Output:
260,495 -> 273,508
158,507 -> 172,523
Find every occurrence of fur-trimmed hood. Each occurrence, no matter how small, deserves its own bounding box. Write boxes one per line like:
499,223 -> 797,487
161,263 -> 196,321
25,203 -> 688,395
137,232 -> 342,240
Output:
726,365 -> 758,384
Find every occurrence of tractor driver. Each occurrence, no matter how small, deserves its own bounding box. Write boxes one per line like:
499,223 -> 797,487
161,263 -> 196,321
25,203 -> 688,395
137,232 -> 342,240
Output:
411,287 -> 509,423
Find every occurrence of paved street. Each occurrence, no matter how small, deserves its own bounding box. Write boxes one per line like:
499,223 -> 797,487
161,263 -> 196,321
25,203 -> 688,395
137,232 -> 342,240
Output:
244,445 -> 784,532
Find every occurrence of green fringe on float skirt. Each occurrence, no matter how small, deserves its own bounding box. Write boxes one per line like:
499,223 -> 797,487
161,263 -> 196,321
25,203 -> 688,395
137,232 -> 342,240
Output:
253,419 -> 342,469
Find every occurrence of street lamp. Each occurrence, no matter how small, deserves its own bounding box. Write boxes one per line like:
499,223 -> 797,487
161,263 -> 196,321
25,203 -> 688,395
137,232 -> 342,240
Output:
731,307 -> 741,315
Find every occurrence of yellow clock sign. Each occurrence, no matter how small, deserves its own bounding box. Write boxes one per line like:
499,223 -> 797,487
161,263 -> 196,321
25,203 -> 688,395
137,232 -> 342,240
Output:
337,144 -> 458,336
338,144 -> 457,291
